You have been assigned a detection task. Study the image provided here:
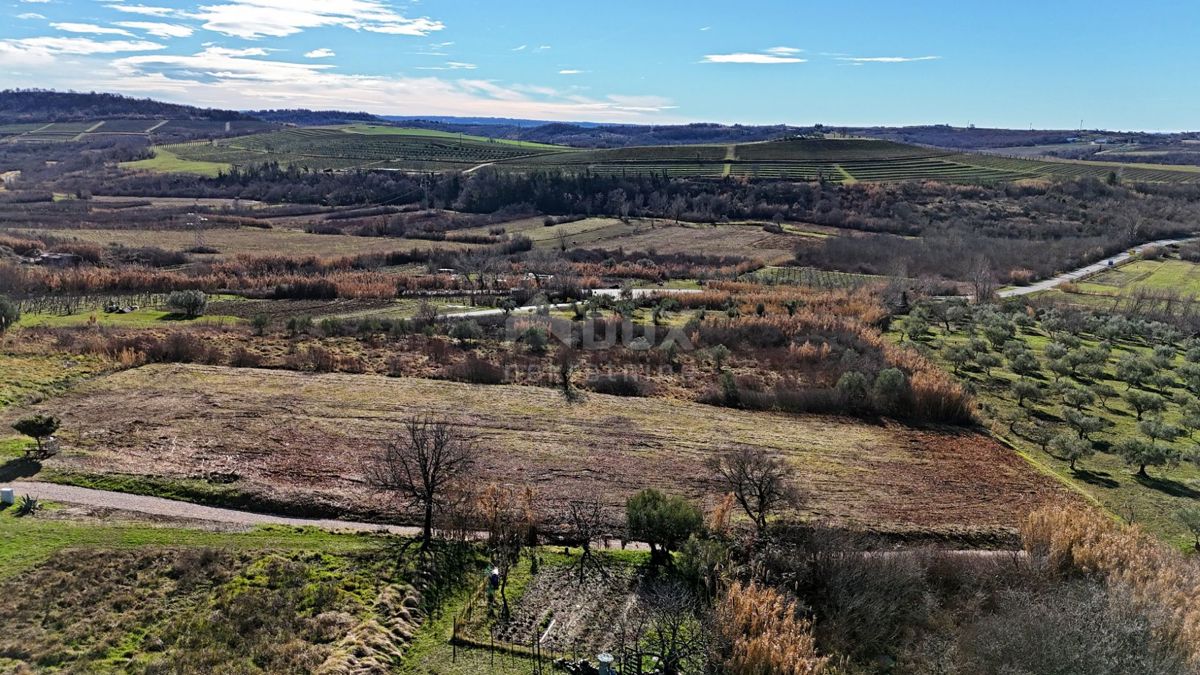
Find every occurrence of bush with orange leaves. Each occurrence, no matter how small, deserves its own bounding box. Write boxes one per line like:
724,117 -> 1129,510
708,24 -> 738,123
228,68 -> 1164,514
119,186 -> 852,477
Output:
715,581 -> 831,675
1022,505 -> 1200,667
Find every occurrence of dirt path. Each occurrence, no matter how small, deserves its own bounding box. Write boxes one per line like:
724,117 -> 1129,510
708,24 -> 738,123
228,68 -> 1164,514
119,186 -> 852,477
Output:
6,481 -> 418,534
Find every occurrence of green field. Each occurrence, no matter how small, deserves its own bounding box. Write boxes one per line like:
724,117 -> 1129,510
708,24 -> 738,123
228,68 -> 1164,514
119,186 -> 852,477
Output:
153,126 -> 572,172
140,128 -> 1200,184
122,145 -> 231,176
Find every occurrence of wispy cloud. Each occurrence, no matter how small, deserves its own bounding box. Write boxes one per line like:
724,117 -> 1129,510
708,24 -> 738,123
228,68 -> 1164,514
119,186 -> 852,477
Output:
558,69 -> 584,75
835,55 -> 940,63
18,0 -> 50,4
17,12 -> 46,19
511,44 -> 526,51
702,52 -> 805,64
188,0 -> 445,40
699,26 -> 711,31
304,48 -> 336,58
86,47 -> 676,121
114,21 -> 196,38
51,22 -> 135,36
104,4 -> 177,17
415,60 -> 477,70
0,36 -> 164,58
765,46 -> 803,55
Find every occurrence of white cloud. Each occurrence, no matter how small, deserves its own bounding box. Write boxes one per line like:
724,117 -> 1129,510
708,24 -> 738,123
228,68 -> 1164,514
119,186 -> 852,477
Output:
558,69 -> 584,75
84,48 -> 676,121
17,12 -> 46,19
535,45 -> 550,51
835,55 -> 940,63
699,26 -> 711,31
191,0 -> 445,39
702,52 -> 805,64
105,4 -> 178,16
304,48 -> 336,58
0,36 -> 164,57
512,44 -> 526,51
415,60 -> 476,70
114,21 -> 196,38
765,46 -> 803,55
51,22 -> 135,36
18,0 -> 50,4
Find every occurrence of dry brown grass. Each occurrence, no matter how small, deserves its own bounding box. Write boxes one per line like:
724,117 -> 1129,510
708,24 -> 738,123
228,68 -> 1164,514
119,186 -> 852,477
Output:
1022,506 -> 1200,667
12,363 -> 1069,534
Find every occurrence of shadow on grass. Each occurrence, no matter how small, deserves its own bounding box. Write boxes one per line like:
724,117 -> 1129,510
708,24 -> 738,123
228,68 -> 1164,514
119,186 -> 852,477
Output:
1028,408 -> 1063,423
157,313 -> 198,322
0,458 -> 42,482
1072,469 -> 1119,489
1133,473 -> 1200,499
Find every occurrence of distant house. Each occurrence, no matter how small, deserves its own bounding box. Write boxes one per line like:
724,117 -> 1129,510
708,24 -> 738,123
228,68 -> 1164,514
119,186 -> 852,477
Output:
21,252 -> 83,268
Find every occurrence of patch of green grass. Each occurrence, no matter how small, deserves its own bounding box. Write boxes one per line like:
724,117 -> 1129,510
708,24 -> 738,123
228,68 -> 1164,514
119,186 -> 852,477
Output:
0,352 -> 112,410
0,508 -> 380,580
18,306 -> 243,329
122,146 -> 231,177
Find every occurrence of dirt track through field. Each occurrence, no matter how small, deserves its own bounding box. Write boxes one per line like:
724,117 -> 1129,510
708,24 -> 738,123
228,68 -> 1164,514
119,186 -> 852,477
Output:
5,480 -> 416,533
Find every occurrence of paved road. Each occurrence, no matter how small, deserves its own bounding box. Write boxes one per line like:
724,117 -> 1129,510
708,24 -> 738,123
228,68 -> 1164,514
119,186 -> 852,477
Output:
5,481 -> 417,534
998,237 -> 1197,298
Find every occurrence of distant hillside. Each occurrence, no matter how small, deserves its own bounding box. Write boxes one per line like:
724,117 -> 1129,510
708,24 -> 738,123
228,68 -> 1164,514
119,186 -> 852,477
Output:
0,89 -> 256,124
252,109 -> 387,126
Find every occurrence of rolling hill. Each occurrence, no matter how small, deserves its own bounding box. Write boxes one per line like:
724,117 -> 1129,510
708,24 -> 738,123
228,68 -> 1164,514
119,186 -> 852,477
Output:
138,125 -> 1200,184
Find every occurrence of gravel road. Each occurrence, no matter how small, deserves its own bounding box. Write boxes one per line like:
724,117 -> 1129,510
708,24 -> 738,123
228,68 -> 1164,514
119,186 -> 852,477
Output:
998,237 -> 1197,298
5,481 -> 418,534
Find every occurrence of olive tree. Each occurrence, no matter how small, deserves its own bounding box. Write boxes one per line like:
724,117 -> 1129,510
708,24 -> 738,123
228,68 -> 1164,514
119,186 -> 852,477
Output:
12,414 -> 60,459
166,289 -> 208,319
626,489 -> 702,565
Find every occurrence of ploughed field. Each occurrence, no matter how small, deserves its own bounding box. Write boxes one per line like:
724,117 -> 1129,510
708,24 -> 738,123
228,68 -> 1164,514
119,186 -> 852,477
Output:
15,363 -> 1069,535
150,127 -> 1200,184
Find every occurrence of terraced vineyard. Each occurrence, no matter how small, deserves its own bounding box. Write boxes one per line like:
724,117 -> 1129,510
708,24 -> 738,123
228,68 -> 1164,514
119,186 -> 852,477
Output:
142,128 -> 1200,184
0,119 -> 275,143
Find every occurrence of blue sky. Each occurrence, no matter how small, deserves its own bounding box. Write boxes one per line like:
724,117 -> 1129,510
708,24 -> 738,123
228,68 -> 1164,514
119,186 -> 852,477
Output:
1,0 -> 1197,130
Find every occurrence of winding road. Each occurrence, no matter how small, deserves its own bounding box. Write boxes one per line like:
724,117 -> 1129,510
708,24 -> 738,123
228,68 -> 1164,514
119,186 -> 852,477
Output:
998,237 -> 1197,298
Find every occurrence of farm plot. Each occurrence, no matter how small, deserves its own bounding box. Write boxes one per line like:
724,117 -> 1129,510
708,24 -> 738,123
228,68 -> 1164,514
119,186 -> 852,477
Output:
166,127 -> 571,171
581,222 -> 805,263
12,225 -> 470,258
9,364 -> 1069,534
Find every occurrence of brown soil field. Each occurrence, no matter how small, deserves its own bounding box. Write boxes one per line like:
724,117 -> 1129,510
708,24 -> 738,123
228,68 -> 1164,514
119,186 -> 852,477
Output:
584,223 -> 802,264
10,364 -> 1070,534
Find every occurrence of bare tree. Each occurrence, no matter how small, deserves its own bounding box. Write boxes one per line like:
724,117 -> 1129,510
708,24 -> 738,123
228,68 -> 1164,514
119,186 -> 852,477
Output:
708,446 -> 799,533
640,580 -> 707,675
363,416 -> 477,550
563,496 -> 607,583
476,484 -> 535,619
969,255 -> 998,304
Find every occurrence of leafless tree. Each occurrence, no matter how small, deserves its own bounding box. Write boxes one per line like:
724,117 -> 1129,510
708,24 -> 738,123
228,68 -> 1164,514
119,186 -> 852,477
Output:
563,496 -> 608,583
640,580 -> 708,675
476,484 -> 535,619
363,416 -> 477,550
708,446 -> 799,533
969,255 -> 998,304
